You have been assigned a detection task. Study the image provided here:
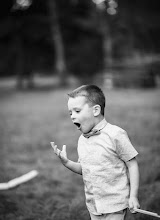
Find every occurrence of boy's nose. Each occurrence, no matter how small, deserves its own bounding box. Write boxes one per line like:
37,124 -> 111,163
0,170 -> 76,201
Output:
71,113 -> 77,121
71,115 -> 75,120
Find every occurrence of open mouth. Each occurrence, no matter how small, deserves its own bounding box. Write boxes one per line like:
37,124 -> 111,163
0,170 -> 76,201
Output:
74,122 -> 81,130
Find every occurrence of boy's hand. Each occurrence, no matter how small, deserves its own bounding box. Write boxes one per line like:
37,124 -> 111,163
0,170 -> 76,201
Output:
128,196 -> 140,213
50,142 -> 68,165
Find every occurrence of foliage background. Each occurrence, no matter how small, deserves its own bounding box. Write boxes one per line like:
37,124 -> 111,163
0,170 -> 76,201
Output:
0,0 -> 160,86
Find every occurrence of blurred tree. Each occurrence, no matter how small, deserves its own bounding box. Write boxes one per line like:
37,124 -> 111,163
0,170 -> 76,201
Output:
113,0 -> 159,87
47,0 -> 67,86
54,0 -> 104,83
0,0 -> 104,86
11,0 -> 52,89
0,0 -> 54,88
0,0 -> 160,88
93,0 -> 160,88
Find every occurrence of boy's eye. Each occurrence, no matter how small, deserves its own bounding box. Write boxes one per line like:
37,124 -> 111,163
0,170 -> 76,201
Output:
69,109 -> 80,115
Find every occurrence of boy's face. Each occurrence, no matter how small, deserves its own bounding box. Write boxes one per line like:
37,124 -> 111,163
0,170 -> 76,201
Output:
68,96 -> 96,134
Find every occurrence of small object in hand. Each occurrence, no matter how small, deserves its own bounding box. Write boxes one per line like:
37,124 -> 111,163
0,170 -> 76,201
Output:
134,208 -> 160,218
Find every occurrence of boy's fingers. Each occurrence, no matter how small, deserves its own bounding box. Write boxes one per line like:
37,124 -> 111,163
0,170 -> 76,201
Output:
62,145 -> 66,152
50,142 -> 61,156
50,142 -> 67,159
57,149 -> 61,156
129,202 -> 134,213
50,142 -> 55,149
53,144 -> 57,152
129,203 -> 140,213
130,209 -> 136,213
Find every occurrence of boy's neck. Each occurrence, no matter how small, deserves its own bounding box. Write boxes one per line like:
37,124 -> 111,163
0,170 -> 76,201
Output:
94,115 -> 104,127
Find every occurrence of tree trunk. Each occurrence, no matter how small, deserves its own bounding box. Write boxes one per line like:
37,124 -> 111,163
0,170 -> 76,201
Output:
47,0 -> 67,86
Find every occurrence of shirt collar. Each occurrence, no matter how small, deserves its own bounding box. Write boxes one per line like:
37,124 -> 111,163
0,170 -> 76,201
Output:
93,118 -> 107,131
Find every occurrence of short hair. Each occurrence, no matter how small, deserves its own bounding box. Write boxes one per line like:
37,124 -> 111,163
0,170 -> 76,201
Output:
68,85 -> 105,115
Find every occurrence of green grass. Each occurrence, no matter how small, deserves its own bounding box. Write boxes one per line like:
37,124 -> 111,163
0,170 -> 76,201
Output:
0,85 -> 160,220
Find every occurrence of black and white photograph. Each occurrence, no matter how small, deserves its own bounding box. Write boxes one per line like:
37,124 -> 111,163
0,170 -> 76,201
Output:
0,0 -> 160,220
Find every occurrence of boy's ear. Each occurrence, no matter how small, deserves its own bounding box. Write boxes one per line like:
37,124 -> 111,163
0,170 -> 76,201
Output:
93,105 -> 101,116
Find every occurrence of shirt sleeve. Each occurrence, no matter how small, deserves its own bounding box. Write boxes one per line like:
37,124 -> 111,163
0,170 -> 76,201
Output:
115,129 -> 138,162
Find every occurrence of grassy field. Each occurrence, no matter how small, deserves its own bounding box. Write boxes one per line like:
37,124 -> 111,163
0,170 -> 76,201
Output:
0,83 -> 160,220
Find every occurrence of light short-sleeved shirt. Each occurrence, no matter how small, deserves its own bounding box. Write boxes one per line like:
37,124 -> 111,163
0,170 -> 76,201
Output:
77,119 -> 138,215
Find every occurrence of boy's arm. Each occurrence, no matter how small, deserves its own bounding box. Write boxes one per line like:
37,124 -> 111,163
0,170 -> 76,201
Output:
64,160 -> 82,175
50,142 -> 82,175
126,157 -> 140,213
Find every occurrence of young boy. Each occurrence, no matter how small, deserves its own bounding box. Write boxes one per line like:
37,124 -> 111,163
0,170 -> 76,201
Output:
51,85 -> 140,220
